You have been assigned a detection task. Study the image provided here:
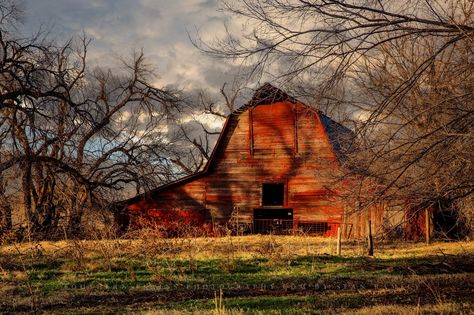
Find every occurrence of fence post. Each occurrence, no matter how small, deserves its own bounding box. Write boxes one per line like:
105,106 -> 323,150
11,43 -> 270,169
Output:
367,219 -> 374,256
336,226 -> 342,255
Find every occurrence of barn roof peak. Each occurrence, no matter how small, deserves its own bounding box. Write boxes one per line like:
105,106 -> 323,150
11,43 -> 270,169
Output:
249,83 -> 296,105
231,83 -> 297,115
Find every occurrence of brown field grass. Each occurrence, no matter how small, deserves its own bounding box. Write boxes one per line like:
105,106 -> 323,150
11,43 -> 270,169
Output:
1,235 -> 473,314
2,234 -> 473,258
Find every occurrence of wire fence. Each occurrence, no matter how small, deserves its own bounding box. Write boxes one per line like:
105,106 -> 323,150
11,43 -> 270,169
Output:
252,219 -> 352,237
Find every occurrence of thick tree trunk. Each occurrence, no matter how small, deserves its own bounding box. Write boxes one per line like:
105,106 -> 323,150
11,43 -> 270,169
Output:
0,173 -> 13,235
0,204 -> 12,234
66,188 -> 88,238
67,212 -> 83,238
22,163 -> 36,237
22,163 -> 61,238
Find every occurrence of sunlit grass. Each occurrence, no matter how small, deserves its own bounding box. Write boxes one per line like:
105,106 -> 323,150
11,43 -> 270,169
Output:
1,236 -> 473,313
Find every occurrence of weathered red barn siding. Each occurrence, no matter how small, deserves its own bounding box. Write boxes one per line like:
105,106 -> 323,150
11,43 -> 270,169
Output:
405,207 -> 437,241
202,101 -> 346,225
123,85 -> 374,237
127,181 -> 209,227
347,204 -> 385,239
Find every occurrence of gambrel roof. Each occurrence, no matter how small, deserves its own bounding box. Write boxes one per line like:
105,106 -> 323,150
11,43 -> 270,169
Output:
121,83 -> 353,205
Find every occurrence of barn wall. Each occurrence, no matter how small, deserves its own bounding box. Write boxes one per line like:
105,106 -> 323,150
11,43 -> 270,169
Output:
202,101 -> 347,225
127,179 -> 209,227
347,204 -> 385,239
127,100 -> 372,237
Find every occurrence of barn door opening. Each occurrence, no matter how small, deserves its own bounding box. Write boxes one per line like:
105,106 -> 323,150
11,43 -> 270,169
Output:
253,208 -> 293,234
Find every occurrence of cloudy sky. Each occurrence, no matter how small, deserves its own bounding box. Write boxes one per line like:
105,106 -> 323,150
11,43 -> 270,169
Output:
22,0 -> 243,95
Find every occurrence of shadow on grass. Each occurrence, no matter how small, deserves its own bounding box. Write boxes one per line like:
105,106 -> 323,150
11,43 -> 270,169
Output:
1,249 -> 474,313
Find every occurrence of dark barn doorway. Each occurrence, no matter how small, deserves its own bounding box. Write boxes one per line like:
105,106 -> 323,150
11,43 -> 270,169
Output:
253,208 -> 293,234
262,183 -> 284,206
433,208 -> 469,240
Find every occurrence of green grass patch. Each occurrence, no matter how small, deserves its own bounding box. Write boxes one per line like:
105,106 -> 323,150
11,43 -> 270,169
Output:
1,237 -> 473,314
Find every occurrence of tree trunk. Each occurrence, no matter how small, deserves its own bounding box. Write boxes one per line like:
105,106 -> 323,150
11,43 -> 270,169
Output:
66,188 -> 88,238
0,204 -> 12,234
22,163 -> 61,238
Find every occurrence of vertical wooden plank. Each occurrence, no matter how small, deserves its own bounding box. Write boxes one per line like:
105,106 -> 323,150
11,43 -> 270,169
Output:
249,109 -> 254,158
379,204 -> 384,235
336,226 -> 342,255
204,179 -> 208,209
343,208 -> 349,239
425,208 -> 431,244
294,106 -> 298,155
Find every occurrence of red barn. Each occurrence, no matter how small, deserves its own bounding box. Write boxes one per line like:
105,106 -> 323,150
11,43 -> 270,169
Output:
119,84 -> 384,237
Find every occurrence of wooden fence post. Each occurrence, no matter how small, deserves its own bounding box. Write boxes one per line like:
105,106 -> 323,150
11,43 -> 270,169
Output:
336,226 -> 342,255
367,219 -> 374,256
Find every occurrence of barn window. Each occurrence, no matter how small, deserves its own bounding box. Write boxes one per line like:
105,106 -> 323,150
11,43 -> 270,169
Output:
262,183 -> 284,206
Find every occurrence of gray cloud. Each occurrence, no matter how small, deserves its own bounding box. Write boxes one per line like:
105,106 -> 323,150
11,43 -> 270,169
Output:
22,0 -> 237,93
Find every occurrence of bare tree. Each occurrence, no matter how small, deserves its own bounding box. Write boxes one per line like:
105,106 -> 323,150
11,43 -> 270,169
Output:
197,1 -> 473,84
196,0 -> 474,236
345,35 -> 474,235
0,2 -> 186,238
170,83 -> 242,175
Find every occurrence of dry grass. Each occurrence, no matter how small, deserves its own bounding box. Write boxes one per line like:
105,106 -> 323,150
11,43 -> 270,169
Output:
1,235 -> 473,314
3,235 -> 472,259
345,302 -> 473,315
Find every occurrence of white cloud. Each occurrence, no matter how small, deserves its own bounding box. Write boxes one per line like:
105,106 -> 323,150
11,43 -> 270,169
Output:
195,112 -> 225,129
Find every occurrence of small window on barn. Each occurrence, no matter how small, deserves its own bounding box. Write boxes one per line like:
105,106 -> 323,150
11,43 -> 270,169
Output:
262,183 -> 284,206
